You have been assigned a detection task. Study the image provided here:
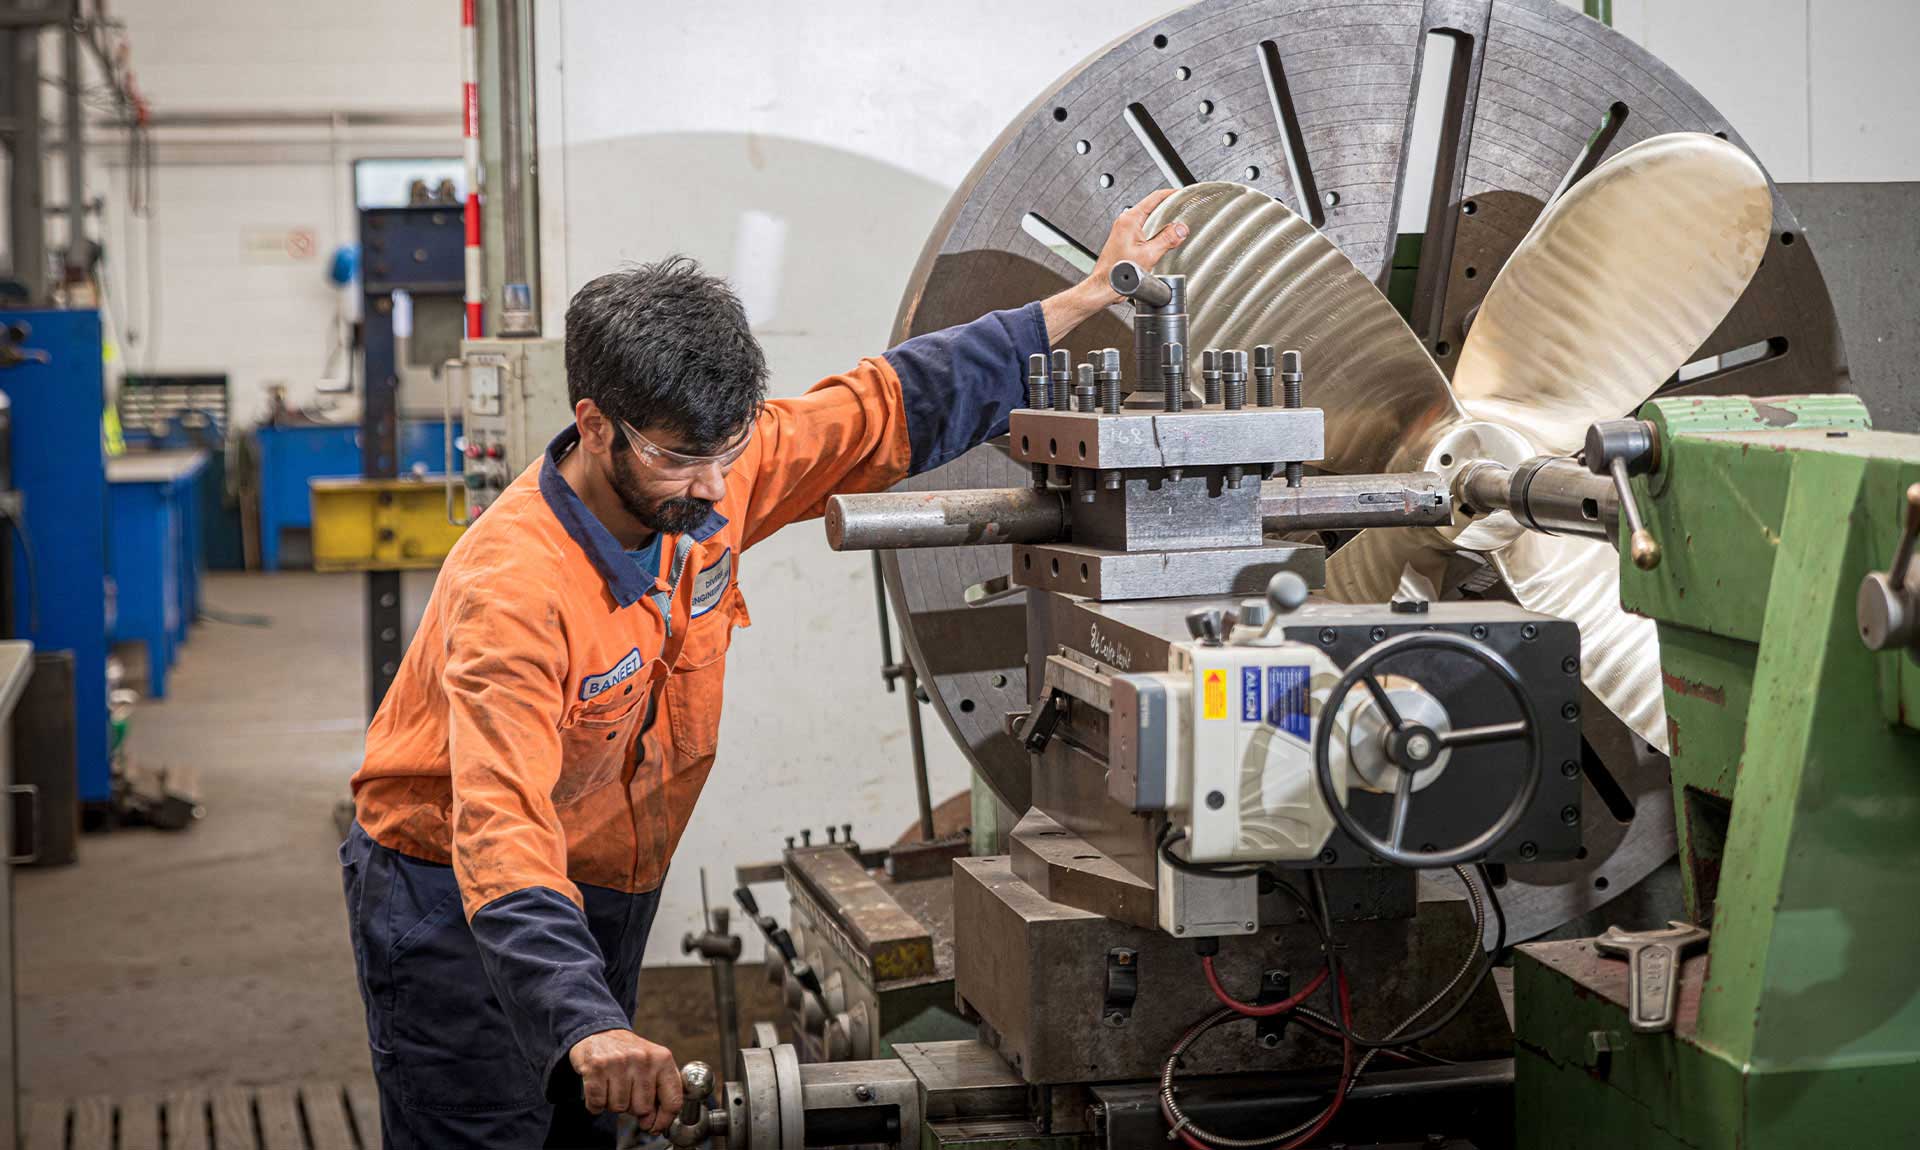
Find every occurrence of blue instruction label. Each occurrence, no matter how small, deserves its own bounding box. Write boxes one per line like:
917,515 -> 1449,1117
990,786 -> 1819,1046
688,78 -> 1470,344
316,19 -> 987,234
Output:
1267,665 -> 1310,740
1241,666 -> 1262,722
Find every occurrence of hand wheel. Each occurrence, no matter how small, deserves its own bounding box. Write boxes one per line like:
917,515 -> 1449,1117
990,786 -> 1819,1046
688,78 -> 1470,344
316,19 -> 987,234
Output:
1312,630 -> 1542,867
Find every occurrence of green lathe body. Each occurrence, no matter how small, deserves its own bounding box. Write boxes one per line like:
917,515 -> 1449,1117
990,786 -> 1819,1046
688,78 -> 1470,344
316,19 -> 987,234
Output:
1515,395 -> 1920,1147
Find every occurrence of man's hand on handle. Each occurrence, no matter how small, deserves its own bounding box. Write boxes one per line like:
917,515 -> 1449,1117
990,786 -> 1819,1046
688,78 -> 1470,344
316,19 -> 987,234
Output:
1040,187 -> 1189,344
570,1028 -> 684,1132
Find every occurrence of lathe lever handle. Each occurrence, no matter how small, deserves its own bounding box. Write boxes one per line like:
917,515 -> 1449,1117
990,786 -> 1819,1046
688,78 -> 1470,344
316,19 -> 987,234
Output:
666,1061 -> 715,1148
1891,482 -> 1920,592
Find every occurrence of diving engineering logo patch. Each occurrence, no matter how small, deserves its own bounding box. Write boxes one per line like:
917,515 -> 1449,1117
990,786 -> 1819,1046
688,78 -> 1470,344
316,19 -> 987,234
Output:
580,647 -> 644,701
691,549 -> 733,619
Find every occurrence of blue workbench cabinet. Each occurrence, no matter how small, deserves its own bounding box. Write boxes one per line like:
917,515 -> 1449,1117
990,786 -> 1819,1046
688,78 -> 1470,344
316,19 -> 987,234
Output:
0,310 -> 111,804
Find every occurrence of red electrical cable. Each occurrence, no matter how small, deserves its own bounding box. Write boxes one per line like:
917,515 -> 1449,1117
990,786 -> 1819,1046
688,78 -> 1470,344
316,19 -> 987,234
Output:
1271,969 -> 1354,1150
1202,954 -> 1328,1017
1163,965 -> 1355,1150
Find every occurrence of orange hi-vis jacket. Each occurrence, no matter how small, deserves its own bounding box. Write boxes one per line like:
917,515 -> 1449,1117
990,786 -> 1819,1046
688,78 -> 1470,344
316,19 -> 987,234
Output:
349,303 -> 1048,1086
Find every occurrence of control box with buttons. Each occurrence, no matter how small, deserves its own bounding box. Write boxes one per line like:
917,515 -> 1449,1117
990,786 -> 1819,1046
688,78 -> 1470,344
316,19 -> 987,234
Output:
451,337 -> 570,518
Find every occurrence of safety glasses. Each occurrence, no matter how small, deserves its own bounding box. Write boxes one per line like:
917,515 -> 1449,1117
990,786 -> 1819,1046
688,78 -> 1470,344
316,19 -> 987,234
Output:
617,416 -> 754,478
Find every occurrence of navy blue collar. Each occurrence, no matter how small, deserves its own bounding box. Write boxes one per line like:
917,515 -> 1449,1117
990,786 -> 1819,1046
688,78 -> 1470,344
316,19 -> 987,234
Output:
539,425 -> 729,609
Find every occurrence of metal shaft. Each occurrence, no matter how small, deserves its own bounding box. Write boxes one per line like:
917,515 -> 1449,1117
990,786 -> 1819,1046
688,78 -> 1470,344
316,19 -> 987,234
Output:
901,658 -> 936,841
1259,472 -> 1452,532
62,15 -> 85,284
1281,349 -> 1305,488
706,921 -> 740,1079
825,488 -> 1068,551
1461,456 -> 1619,540
1110,259 -> 1172,307
829,477 -> 1449,552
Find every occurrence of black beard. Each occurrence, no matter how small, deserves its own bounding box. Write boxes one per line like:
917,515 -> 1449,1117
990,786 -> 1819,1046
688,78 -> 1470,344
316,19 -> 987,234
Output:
610,447 -> 713,535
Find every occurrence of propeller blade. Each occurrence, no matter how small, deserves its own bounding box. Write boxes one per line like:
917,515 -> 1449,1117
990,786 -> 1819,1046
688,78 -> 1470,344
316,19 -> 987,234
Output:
1322,525 -> 1456,607
1146,183 -> 1463,475
1451,133 -> 1773,455
1490,530 -> 1669,753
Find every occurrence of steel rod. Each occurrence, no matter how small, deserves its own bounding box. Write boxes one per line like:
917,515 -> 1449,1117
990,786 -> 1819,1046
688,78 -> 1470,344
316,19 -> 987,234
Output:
826,488 -> 1067,552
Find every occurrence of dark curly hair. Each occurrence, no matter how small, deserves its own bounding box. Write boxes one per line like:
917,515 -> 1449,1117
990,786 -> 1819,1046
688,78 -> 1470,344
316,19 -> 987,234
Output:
564,255 -> 768,450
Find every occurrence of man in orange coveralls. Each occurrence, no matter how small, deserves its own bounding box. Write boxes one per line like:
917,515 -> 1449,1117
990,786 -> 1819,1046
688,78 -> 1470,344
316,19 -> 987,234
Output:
341,193 -> 1188,1147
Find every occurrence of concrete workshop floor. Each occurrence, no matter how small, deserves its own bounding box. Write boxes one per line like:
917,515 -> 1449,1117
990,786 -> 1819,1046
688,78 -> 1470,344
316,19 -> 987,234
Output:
16,570 -> 421,1098
16,570 -> 780,1105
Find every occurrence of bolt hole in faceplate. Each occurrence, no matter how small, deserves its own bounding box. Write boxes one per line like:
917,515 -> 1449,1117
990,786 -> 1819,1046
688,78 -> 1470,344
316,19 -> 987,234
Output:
1781,231 -> 1797,245
1099,172 -> 1115,189
1463,199 -> 1478,215
1222,131 -> 1237,147
1153,32 -> 1169,48
1594,876 -> 1610,891
1053,106 -> 1068,122
1464,265 -> 1477,279
1176,65 -> 1191,80
1199,99 -> 1215,116
1244,165 -> 1261,180
1075,138 -> 1091,155
959,699 -> 976,713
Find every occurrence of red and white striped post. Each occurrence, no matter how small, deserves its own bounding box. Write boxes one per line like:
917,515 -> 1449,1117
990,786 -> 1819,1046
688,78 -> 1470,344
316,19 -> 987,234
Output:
461,0 -> 484,337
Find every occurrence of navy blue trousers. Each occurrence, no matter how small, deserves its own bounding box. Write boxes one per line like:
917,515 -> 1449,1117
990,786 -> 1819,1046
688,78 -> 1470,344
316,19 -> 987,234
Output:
340,824 -> 662,1149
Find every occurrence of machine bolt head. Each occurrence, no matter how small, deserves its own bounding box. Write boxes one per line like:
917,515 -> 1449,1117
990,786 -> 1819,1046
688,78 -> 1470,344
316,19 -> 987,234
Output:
1205,790 -> 1226,810
1318,628 -> 1338,645
1521,624 -> 1538,640
1561,804 -> 1580,825
1405,732 -> 1435,760
1369,626 -> 1388,642
855,1084 -> 873,1102
1561,759 -> 1580,778
1259,1032 -> 1282,1049
1471,625 -> 1489,640
1519,841 -> 1539,860
1561,701 -> 1581,721
1562,656 -> 1579,674
1318,848 -> 1338,864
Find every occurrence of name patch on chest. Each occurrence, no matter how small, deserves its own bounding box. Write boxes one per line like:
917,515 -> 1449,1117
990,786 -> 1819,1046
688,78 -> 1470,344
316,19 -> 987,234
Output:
690,549 -> 733,619
580,647 -> 644,701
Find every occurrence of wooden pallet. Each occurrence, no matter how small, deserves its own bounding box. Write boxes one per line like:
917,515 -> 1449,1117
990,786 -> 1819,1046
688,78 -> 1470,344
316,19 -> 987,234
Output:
23,1080 -> 379,1150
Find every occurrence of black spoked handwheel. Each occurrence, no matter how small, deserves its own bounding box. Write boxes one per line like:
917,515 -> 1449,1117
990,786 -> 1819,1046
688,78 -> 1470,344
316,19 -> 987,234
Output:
1313,631 -> 1542,868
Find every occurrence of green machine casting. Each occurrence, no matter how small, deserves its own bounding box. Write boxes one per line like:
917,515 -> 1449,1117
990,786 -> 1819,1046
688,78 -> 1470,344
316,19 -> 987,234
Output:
1514,395 -> 1920,1146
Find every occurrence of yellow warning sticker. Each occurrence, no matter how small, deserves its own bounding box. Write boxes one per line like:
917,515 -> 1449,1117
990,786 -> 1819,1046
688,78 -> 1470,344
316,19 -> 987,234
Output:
1202,669 -> 1228,720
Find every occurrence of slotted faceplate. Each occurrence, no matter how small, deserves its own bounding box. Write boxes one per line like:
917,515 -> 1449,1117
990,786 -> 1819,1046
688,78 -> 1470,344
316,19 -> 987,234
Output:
881,0 -> 1844,940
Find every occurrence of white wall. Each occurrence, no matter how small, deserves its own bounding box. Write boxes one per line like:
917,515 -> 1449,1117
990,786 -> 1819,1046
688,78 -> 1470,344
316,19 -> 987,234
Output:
87,0 -> 460,425
1568,0 -> 1920,182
